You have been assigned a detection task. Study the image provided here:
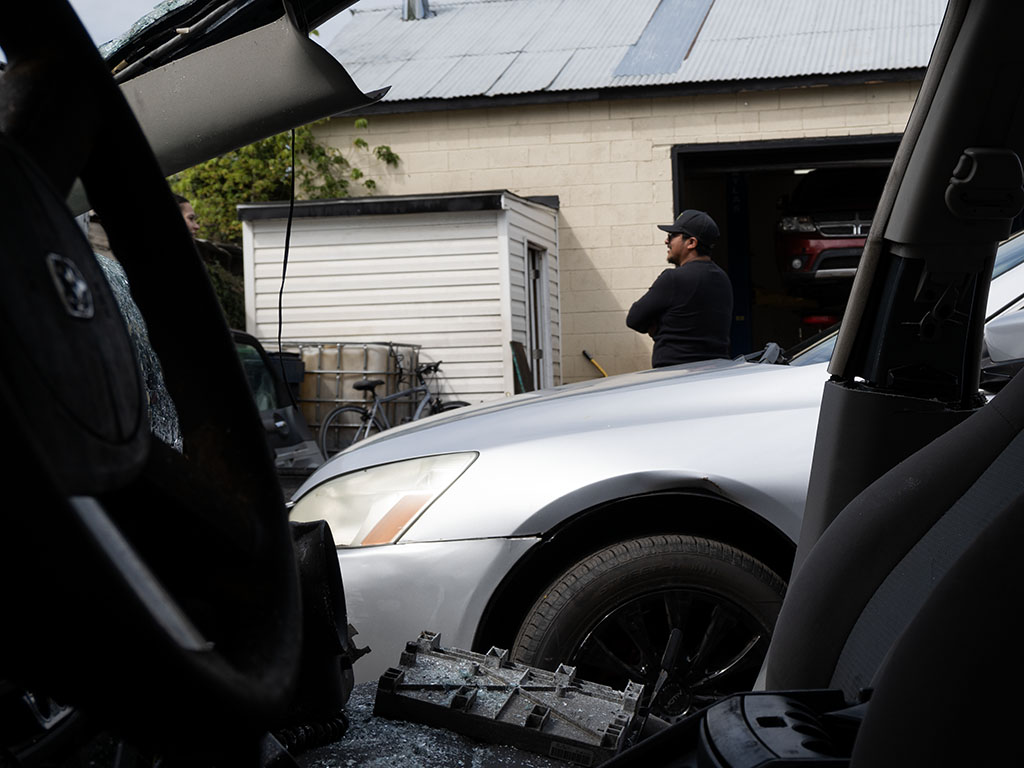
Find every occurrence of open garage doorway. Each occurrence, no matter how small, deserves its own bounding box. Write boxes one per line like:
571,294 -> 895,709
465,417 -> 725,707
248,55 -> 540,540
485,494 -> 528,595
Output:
671,135 -> 901,354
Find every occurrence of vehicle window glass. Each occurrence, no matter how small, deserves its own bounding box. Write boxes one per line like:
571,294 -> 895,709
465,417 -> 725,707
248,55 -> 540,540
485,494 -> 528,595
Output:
993,231 -> 1024,278
236,342 -> 278,411
789,334 -> 838,367
785,239 -> 1024,368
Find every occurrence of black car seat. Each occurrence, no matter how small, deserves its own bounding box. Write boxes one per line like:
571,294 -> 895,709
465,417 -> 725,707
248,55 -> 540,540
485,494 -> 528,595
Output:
606,366 -> 1024,766
763,366 -> 1024,699
848,488 -> 1023,766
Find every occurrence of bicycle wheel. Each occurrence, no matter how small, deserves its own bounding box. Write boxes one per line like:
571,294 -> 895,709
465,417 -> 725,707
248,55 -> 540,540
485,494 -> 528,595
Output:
318,406 -> 384,458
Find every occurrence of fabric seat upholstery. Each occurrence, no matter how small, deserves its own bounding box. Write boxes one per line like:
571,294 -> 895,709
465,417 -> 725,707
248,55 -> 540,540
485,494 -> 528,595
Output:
849,491 -> 1024,765
764,367 -> 1024,698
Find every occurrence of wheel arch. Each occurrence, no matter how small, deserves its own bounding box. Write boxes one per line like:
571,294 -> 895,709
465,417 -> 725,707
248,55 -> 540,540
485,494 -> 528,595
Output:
471,488 -> 796,654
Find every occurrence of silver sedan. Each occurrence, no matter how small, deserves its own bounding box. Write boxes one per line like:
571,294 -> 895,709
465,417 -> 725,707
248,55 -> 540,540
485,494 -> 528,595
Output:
291,238 -> 1024,721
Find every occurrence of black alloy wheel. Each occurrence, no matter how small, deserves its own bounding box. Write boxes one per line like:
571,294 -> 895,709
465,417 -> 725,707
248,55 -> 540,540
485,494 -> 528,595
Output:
575,586 -> 771,720
512,535 -> 786,723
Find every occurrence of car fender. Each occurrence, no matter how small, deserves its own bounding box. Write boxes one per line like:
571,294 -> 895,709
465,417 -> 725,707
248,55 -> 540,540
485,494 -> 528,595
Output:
509,470 -> 802,543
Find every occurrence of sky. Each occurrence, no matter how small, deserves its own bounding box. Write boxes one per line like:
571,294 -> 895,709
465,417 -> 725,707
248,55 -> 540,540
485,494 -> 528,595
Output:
67,0 -> 155,47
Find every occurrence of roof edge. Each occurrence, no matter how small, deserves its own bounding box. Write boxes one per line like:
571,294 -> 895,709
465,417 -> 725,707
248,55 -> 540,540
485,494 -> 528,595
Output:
333,68 -> 927,117
237,190 -> 559,221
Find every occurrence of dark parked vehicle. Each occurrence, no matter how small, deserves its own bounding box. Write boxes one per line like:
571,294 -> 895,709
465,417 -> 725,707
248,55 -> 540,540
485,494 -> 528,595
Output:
776,166 -> 889,291
233,330 -> 321,460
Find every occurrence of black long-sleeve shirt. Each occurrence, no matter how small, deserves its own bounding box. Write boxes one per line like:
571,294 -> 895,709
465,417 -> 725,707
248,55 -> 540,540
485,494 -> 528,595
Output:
626,260 -> 733,367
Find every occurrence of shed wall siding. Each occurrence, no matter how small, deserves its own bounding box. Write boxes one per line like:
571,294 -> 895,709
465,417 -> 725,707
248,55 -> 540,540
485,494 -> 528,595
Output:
318,81 -> 918,380
244,211 -> 506,401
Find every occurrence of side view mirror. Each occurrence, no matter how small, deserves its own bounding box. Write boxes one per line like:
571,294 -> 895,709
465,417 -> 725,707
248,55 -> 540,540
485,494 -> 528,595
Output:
981,310 -> 1024,393
262,412 -> 291,436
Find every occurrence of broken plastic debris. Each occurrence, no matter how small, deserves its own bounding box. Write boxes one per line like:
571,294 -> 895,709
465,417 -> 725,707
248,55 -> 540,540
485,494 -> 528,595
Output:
372,632 -> 645,766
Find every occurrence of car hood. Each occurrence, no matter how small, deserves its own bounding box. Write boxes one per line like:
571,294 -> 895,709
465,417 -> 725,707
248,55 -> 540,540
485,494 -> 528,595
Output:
295,357 -> 827,496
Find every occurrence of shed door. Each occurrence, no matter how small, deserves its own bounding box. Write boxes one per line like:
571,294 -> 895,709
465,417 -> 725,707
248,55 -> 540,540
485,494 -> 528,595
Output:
526,244 -> 549,389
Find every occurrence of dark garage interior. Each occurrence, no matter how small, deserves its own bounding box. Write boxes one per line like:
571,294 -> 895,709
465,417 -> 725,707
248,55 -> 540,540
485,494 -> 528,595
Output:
672,134 -> 902,355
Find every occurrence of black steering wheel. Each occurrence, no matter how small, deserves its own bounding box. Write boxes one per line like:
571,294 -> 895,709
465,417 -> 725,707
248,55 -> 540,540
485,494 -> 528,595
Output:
0,1 -> 301,750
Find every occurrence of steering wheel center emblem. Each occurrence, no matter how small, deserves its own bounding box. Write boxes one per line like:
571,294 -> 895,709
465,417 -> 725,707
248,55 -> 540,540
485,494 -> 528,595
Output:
46,253 -> 95,319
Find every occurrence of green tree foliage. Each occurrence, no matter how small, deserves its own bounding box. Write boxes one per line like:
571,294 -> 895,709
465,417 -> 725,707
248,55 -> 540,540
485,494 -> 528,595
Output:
169,119 -> 399,245
169,119 -> 398,325
204,259 -> 245,329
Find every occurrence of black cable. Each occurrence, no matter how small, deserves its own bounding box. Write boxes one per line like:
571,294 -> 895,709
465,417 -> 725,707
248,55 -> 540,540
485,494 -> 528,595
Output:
273,712 -> 350,755
275,128 -> 299,409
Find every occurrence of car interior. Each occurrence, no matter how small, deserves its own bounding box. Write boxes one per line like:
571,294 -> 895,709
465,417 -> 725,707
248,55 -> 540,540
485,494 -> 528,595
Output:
0,0 -> 363,760
2,0 -> 1023,766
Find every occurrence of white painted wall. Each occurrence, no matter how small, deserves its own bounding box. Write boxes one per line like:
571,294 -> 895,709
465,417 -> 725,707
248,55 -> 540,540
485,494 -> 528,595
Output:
318,82 -> 919,380
241,194 -> 559,402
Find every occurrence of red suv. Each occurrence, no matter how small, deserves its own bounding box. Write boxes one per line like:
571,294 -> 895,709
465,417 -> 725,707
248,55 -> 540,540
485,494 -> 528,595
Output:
776,166 -> 889,292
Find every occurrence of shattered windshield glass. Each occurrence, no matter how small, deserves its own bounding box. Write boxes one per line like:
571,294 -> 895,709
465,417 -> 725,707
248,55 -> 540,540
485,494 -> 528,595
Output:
99,0 -> 196,59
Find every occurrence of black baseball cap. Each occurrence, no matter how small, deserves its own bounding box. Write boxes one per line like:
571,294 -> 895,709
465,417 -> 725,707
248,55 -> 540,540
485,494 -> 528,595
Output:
658,209 -> 720,254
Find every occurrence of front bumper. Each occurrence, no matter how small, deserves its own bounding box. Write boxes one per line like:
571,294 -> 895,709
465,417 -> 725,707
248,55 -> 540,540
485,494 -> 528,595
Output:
336,536 -> 541,683
777,235 -> 865,284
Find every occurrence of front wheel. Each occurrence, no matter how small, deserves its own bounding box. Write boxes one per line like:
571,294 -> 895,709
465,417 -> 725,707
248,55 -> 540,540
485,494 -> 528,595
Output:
511,535 -> 786,722
318,406 -> 383,458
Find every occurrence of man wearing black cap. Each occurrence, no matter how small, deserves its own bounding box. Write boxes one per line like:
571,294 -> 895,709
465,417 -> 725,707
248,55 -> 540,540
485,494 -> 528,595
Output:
626,209 -> 733,367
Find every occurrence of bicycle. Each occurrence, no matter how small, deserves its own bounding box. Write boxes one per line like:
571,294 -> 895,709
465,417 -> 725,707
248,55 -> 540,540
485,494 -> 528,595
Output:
317,360 -> 470,457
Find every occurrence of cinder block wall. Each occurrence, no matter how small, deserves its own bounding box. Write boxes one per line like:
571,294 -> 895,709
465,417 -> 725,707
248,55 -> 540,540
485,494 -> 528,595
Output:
319,82 -> 918,382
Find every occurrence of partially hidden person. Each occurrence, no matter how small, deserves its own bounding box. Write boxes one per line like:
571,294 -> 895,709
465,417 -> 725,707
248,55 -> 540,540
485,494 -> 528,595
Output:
174,193 -> 201,238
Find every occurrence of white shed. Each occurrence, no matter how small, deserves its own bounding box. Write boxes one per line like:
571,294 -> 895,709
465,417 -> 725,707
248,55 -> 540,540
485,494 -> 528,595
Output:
239,191 -> 560,401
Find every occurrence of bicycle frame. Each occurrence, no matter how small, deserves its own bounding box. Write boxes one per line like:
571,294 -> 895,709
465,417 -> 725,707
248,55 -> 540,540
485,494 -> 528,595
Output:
362,381 -> 433,433
317,361 -> 467,457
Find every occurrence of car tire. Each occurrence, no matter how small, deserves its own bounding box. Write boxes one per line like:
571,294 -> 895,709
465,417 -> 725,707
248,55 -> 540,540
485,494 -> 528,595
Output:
512,535 -> 786,721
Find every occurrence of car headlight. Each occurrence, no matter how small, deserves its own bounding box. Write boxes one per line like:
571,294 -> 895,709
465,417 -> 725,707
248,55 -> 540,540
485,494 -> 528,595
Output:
778,215 -> 817,233
289,453 -> 477,546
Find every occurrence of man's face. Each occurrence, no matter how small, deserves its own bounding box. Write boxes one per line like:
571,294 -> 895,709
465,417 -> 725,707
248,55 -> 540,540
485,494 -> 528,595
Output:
179,202 -> 200,238
666,231 -> 694,265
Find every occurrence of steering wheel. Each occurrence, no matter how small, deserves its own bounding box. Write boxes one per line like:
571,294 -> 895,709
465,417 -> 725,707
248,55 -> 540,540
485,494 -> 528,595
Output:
0,0 -> 300,750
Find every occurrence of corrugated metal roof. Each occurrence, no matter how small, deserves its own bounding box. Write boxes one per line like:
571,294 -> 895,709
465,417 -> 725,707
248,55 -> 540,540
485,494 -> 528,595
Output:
426,52 -> 519,98
550,46 -> 633,91
614,0 -> 714,77
327,0 -> 947,103
490,50 -> 574,95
